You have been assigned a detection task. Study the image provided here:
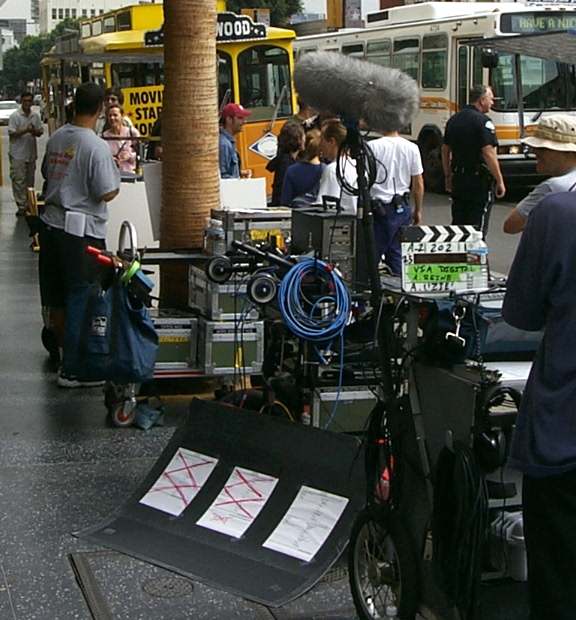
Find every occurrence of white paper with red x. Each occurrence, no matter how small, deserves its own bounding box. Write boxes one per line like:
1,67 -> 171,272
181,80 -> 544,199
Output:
139,447 -> 218,517
196,466 -> 279,538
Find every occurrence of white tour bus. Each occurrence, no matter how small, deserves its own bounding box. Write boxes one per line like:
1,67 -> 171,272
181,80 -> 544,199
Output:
294,2 -> 576,191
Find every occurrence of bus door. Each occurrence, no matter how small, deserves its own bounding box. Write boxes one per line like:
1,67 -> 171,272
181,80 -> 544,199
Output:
456,44 -> 470,111
456,43 -> 484,110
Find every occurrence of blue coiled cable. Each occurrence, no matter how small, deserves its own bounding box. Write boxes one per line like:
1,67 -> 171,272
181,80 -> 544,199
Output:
278,258 -> 350,362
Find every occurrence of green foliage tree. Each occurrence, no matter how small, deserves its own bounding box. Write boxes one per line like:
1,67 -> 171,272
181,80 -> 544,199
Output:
225,0 -> 303,26
0,18 -> 81,91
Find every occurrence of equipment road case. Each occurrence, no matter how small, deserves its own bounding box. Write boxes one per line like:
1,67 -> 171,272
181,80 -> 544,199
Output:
197,318 -> 264,376
311,385 -> 379,434
150,309 -> 198,371
210,207 -> 292,250
188,265 -> 259,321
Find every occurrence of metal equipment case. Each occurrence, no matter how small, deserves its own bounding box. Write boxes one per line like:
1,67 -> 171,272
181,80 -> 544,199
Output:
150,309 -> 198,371
188,265 -> 259,320
197,318 -> 264,376
311,386 -> 379,433
211,208 -> 292,250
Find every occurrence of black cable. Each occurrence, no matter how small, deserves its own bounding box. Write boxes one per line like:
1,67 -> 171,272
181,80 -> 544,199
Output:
335,130 -> 380,197
432,441 -> 488,620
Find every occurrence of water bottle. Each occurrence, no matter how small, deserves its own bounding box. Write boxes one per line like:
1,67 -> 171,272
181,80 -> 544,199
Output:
384,604 -> 398,619
204,218 -> 226,255
466,230 -> 489,289
467,230 -> 488,265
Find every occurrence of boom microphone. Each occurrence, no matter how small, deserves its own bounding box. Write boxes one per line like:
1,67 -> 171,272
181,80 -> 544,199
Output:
294,51 -> 420,134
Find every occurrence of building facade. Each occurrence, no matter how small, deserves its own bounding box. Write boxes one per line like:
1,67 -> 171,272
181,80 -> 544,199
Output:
0,17 -> 26,43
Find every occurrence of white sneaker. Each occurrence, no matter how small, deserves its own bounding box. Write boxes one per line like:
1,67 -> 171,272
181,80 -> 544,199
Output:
57,369 -> 105,389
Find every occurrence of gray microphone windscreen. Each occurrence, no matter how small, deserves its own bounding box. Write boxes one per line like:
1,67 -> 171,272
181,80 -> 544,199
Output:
294,51 -> 420,134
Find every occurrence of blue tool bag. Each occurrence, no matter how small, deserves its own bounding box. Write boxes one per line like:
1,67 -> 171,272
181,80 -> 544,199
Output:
63,277 -> 158,383
420,297 -> 542,367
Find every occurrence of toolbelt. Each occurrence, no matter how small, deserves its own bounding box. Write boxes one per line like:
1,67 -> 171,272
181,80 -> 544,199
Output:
370,193 -> 410,217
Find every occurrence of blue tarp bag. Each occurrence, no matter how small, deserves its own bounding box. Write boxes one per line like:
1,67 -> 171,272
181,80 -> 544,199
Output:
421,297 -> 542,367
63,277 -> 158,383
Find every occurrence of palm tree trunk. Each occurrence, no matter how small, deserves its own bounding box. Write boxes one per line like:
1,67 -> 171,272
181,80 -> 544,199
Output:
160,0 -> 220,308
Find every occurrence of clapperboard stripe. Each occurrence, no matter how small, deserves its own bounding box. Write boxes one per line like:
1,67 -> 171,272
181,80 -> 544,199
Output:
400,224 -> 479,243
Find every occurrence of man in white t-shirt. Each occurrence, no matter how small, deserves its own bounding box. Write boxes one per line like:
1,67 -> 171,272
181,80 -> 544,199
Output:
368,132 -> 424,274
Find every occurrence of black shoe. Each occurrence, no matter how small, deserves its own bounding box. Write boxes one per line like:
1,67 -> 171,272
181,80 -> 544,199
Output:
57,369 -> 105,388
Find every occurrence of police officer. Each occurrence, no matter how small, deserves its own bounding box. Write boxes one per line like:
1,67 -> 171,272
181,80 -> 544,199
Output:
441,85 -> 506,237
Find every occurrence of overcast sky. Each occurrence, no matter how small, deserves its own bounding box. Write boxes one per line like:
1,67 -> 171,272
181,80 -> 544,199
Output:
0,0 -> 30,20
304,0 -> 380,16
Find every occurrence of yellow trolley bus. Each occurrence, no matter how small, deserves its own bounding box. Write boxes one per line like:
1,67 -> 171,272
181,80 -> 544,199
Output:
41,2 -> 297,189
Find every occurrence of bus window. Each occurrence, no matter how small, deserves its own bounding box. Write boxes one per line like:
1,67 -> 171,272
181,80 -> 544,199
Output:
392,37 -> 419,81
421,33 -> 447,89
457,45 -> 468,109
238,44 -> 292,119
342,42 -> 364,57
92,20 -> 102,36
490,53 -> 516,110
111,62 -> 164,89
218,51 -> 233,107
297,47 -> 318,58
366,39 -> 391,66
472,48 -> 483,88
117,11 -> 132,31
81,23 -> 91,37
492,54 -> 576,111
103,16 -> 115,33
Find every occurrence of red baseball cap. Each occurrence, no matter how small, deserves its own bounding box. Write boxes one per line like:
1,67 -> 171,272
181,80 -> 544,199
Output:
221,103 -> 251,119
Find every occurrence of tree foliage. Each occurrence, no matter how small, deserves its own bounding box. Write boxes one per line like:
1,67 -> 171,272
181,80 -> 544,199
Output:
225,0 -> 303,26
0,18 -> 81,90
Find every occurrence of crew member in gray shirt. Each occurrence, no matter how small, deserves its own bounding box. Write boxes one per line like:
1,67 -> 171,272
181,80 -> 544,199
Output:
503,114 -> 576,234
8,91 -> 44,216
39,82 -> 120,388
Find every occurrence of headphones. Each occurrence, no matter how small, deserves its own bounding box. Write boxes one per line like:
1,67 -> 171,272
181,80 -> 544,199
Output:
473,384 -> 523,473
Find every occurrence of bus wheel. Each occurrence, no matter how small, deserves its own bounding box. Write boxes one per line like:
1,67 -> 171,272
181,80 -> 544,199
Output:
348,508 -> 419,620
422,139 -> 444,194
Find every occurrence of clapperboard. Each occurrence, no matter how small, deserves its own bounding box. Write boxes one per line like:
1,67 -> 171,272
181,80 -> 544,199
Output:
400,225 -> 488,294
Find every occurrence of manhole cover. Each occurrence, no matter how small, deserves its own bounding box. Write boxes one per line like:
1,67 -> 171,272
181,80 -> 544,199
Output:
142,576 -> 195,598
320,566 -> 348,583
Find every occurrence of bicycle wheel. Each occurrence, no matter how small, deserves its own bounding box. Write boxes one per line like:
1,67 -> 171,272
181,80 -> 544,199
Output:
348,508 -> 419,620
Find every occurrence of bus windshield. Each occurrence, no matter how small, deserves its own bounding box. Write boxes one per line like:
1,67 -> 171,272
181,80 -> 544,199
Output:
491,53 -> 576,112
237,44 -> 292,120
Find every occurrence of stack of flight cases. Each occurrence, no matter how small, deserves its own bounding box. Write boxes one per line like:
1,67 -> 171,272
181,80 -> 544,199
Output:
188,264 -> 264,376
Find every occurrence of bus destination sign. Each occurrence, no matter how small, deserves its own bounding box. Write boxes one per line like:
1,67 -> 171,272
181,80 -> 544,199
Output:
144,13 -> 267,47
501,12 -> 576,35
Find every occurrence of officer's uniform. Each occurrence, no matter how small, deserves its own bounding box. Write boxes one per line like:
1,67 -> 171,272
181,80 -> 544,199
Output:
443,106 -> 498,236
